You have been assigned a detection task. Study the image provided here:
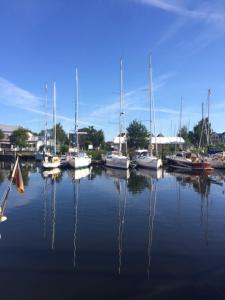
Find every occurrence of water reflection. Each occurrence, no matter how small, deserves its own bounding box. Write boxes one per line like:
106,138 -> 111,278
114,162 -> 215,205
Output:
68,168 -> 91,269
171,171 -> 211,198
115,176 -> 127,275
105,167 -> 130,180
147,179 -> 157,279
127,170 -> 151,194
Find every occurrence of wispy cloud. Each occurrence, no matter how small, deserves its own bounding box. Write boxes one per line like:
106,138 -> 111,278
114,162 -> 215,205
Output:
134,0 -> 225,24
0,77 -> 98,128
0,77 -> 41,110
134,0 -> 225,49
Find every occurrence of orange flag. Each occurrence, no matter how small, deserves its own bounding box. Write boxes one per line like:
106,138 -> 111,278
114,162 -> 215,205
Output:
15,162 -> 25,193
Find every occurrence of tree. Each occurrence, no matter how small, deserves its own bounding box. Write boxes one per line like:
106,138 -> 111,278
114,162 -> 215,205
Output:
0,129 -> 4,141
55,123 -> 68,146
126,120 -> 148,149
177,125 -> 190,143
189,118 -> 211,147
70,126 -> 105,150
10,127 -> 29,149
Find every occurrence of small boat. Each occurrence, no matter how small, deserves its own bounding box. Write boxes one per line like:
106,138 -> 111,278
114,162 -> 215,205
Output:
166,151 -> 213,172
68,68 -> 91,169
105,59 -> 130,170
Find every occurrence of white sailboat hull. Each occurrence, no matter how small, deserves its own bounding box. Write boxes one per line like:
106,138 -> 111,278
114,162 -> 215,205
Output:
105,155 -> 130,169
68,156 -> 91,169
135,156 -> 162,169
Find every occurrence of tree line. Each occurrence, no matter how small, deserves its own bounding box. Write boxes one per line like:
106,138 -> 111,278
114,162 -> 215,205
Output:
0,117 -> 218,153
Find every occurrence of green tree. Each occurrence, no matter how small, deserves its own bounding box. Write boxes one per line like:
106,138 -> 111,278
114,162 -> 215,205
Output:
55,123 -> 68,145
127,120 -> 148,149
70,126 -> 105,150
189,118 -> 211,147
0,129 -> 4,141
177,125 -> 190,143
10,127 -> 29,149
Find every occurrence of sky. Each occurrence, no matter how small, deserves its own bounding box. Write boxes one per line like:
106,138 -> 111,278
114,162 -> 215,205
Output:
1,0 -> 225,140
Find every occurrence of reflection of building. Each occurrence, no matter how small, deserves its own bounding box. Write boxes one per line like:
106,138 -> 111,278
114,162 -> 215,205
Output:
0,124 -> 42,151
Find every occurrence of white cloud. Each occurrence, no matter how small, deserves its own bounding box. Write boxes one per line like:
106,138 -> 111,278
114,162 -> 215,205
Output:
134,0 -> 225,24
0,77 -> 99,129
0,77 -> 41,110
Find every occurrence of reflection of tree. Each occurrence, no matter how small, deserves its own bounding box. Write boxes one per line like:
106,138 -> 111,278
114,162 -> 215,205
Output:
89,167 -> 103,180
0,170 -> 4,184
175,174 -> 211,198
127,172 -> 151,194
192,176 -> 210,198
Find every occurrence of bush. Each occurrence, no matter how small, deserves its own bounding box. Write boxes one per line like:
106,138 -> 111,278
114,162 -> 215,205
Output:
87,149 -> 105,160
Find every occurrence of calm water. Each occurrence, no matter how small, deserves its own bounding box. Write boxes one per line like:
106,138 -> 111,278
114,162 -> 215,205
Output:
0,161 -> 225,300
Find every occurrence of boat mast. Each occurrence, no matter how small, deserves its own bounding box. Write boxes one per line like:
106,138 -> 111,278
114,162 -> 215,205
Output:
53,82 -> 57,154
207,89 -> 211,145
119,58 -> 123,153
149,55 -> 153,156
44,84 -> 48,153
75,68 -> 79,154
179,96 -> 183,149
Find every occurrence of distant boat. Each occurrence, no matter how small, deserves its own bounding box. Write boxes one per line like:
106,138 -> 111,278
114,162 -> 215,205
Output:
105,59 -> 130,170
42,83 -> 60,169
68,68 -> 91,169
135,55 -> 162,170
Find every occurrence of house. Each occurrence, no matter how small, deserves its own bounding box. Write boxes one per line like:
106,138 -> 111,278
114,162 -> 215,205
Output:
0,124 -> 42,151
210,132 -> 225,145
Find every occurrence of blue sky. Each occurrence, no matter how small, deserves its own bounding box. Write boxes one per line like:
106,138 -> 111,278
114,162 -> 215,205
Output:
1,0 -> 225,140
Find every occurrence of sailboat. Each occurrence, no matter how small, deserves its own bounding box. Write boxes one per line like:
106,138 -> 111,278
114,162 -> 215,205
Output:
68,68 -> 91,169
135,55 -> 162,169
42,82 -> 60,169
105,59 -> 130,169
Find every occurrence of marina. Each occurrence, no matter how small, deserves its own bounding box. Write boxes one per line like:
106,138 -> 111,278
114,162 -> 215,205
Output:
0,161 -> 225,299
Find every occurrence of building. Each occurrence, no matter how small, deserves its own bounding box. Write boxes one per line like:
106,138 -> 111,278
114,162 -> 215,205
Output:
210,132 -> 225,145
0,124 -> 42,151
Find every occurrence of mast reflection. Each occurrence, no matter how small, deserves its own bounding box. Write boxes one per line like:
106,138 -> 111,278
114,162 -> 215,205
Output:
68,167 -> 91,269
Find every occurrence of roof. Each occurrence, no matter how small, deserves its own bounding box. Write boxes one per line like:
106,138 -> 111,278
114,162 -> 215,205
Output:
0,124 -> 19,132
150,136 -> 185,144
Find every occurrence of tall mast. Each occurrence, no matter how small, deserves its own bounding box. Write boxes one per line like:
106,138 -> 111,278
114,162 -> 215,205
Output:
119,58 -> 123,153
149,54 -> 153,156
53,82 -> 57,154
179,96 -> 183,148
75,68 -> 79,153
207,89 -> 211,145
44,84 -> 48,152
